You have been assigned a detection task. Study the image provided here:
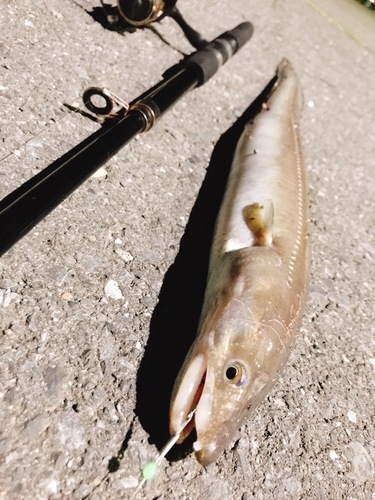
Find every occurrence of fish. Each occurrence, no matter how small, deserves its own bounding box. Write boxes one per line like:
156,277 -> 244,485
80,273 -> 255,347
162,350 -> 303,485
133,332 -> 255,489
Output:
169,58 -> 310,466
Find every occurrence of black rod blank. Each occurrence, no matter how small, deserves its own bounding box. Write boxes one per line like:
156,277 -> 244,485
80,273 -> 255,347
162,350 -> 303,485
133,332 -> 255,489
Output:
0,22 -> 253,257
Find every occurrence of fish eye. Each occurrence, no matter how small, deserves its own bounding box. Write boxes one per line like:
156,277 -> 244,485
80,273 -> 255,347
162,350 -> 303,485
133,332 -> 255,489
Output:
224,361 -> 248,387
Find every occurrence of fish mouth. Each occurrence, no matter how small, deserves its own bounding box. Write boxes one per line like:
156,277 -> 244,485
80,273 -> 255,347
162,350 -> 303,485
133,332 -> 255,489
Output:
170,353 -> 213,449
170,352 -> 247,466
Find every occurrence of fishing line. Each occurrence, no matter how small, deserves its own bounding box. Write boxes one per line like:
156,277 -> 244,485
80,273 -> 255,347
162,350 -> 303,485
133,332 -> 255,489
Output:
130,409 -> 196,498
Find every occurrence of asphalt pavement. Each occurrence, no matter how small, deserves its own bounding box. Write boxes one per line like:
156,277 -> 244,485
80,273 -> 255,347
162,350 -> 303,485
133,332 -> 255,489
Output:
0,0 -> 375,499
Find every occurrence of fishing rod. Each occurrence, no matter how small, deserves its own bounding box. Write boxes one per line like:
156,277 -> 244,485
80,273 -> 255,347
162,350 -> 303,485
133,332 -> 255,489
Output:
0,21 -> 253,257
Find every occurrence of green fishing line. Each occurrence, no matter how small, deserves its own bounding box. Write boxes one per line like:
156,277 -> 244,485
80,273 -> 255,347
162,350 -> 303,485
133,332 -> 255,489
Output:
141,461 -> 158,480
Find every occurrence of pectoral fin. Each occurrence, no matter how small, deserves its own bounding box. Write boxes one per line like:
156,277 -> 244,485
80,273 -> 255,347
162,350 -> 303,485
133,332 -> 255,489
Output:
243,200 -> 274,246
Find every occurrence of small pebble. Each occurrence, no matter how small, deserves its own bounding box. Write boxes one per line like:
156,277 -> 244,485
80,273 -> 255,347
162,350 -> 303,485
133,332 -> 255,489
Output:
22,413 -> 49,437
44,365 -> 67,397
120,476 -> 138,488
84,234 -> 97,242
45,266 -> 68,286
115,248 -> 134,262
347,410 -> 357,423
0,289 -> 20,307
330,450 -> 340,460
105,280 -> 123,300
91,167 -> 107,179
76,253 -> 101,272
283,476 -> 302,495
345,442 -> 374,482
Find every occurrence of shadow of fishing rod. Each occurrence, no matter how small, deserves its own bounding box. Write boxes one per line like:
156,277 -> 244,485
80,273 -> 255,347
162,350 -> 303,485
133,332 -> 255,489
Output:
135,73 -> 278,460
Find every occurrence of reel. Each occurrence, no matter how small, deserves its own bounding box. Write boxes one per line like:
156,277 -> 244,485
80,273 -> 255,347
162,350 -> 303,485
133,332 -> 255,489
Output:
117,0 -> 177,26
116,0 -> 207,48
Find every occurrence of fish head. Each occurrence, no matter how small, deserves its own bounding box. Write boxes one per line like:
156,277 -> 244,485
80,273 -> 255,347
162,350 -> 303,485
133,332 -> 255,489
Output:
170,291 -> 277,466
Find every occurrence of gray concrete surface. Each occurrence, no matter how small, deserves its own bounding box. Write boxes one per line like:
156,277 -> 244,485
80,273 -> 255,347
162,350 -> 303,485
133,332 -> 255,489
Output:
1,0 -> 375,498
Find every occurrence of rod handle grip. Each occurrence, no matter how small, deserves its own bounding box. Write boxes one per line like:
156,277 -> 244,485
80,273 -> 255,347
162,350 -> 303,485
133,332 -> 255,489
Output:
186,21 -> 253,86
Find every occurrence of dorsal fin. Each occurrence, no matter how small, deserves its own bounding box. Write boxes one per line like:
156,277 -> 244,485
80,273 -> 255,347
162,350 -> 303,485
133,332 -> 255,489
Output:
242,199 -> 274,246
